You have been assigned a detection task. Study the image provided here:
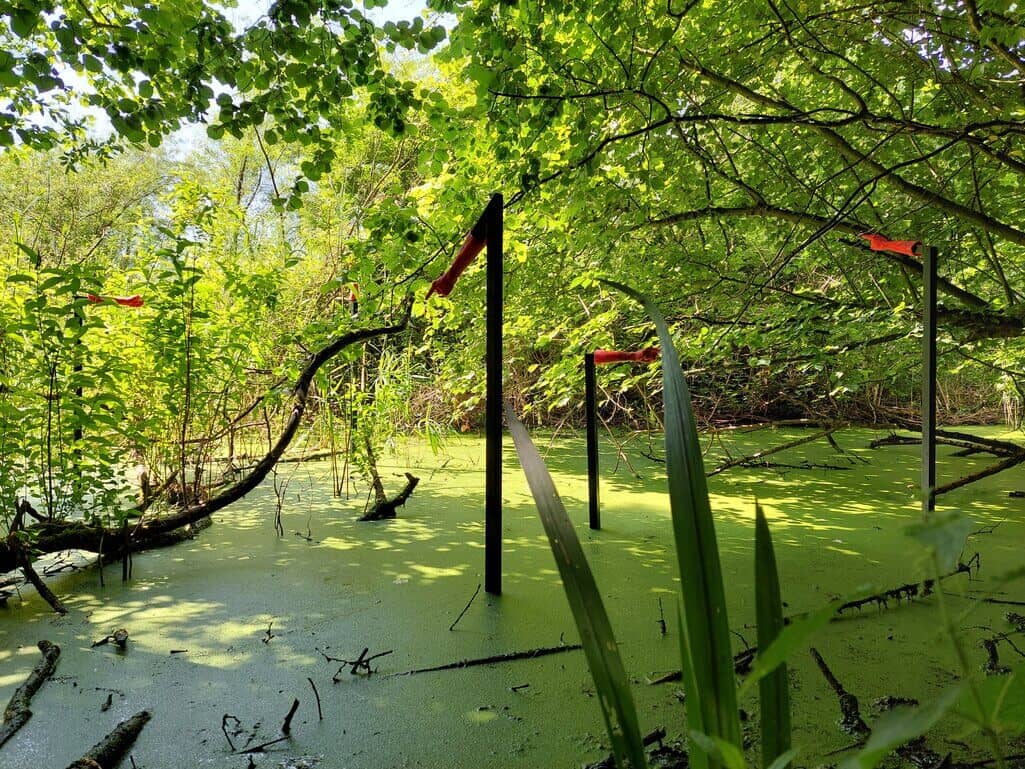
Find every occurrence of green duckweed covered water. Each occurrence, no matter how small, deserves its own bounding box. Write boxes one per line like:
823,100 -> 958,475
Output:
0,427 -> 1023,768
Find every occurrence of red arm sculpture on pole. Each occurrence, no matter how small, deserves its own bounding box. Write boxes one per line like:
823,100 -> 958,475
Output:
860,233 -> 921,257
426,232 -> 486,299
86,294 -> 145,308
593,347 -> 660,365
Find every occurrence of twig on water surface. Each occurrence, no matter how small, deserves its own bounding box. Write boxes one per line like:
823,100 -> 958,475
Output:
449,582 -> 482,631
657,597 -> 667,636
329,647 -> 394,680
239,735 -> 289,754
307,677 -> 323,720
809,647 -> 869,736
261,621 -> 275,644
983,598 -> 1025,607
236,698 -> 301,755
0,640 -> 61,748
646,644 -> 757,685
387,643 -> 583,677
281,698 -> 299,735
221,714 -> 241,751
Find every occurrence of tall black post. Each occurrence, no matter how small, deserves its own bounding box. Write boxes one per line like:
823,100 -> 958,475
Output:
74,308 -> 84,448
584,352 -> 600,529
485,193 -> 503,595
922,245 -> 937,513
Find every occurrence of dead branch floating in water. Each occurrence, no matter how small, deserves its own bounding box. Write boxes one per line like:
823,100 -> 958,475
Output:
0,640 -> 61,748
646,645 -> 758,685
329,647 -> 393,680
449,583 -> 482,631
65,710 -> 150,769
18,552 -> 66,615
870,429 -> 1025,496
0,313 -> 411,582
388,643 -> 583,677
280,699 -> 299,736
835,556 -> 978,616
981,612 -> 1025,675
811,648 -> 1025,769
359,472 -> 420,521
306,678 -> 323,721
810,647 -> 870,736
706,428 -> 839,477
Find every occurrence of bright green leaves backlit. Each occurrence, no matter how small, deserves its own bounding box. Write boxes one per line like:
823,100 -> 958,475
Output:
0,0 -> 446,198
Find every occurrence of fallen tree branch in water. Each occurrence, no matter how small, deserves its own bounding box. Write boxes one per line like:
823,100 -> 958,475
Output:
835,556 -> 978,616
388,643 -> 583,676
65,710 -> 150,769
0,640 -> 60,748
0,310 -> 410,589
706,428 -> 839,477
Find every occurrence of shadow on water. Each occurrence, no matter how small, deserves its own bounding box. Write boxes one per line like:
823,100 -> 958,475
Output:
0,429 -> 1022,768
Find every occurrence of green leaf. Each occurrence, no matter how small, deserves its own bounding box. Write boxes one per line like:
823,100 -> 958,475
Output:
506,404 -> 648,769
765,748 -> 799,769
739,600 -> 836,699
905,511 -> 974,572
690,731 -> 746,769
603,279 -> 742,760
753,503 -> 791,767
841,686 -> 962,769
954,664 -> 1025,736
10,9 -> 38,38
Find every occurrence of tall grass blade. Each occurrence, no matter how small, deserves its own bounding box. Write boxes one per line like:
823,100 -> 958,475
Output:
755,503 -> 791,768
505,403 -> 648,769
602,280 -> 742,759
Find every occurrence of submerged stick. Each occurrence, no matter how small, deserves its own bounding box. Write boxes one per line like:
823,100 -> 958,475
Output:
306,678 -> 323,721
0,640 -> 61,748
388,643 -> 583,676
810,647 -> 869,736
449,583 -> 481,631
280,699 -> 299,736
65,710 -> 150,769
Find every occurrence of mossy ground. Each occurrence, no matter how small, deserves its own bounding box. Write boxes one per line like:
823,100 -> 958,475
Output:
0,427 -> 1022,768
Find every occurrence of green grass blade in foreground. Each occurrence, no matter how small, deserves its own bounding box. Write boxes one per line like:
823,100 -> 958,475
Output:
505,403 -> 648,769
603,280 -> 741,757
754,503 -> 791,768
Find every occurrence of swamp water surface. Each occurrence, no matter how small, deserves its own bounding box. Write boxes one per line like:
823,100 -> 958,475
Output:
1,428 -> 1023,768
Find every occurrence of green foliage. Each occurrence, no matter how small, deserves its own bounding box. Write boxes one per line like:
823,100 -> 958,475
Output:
0,245 -> 131,526
754,504 -> 791,769
1,1 -> 446,205
506,404 -> 648,769
604,279 -> 742,766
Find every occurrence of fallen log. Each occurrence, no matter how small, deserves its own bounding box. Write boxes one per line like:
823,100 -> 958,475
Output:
0,311 -> 410,579
0,640 -> 61,749
66,710 -> 150,769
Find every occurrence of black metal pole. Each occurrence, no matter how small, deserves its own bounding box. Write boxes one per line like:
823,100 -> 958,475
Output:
74,308 -> 84,447
922,244 -> 937,513
485,193 -> 503,595
584,352 -> 600,529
